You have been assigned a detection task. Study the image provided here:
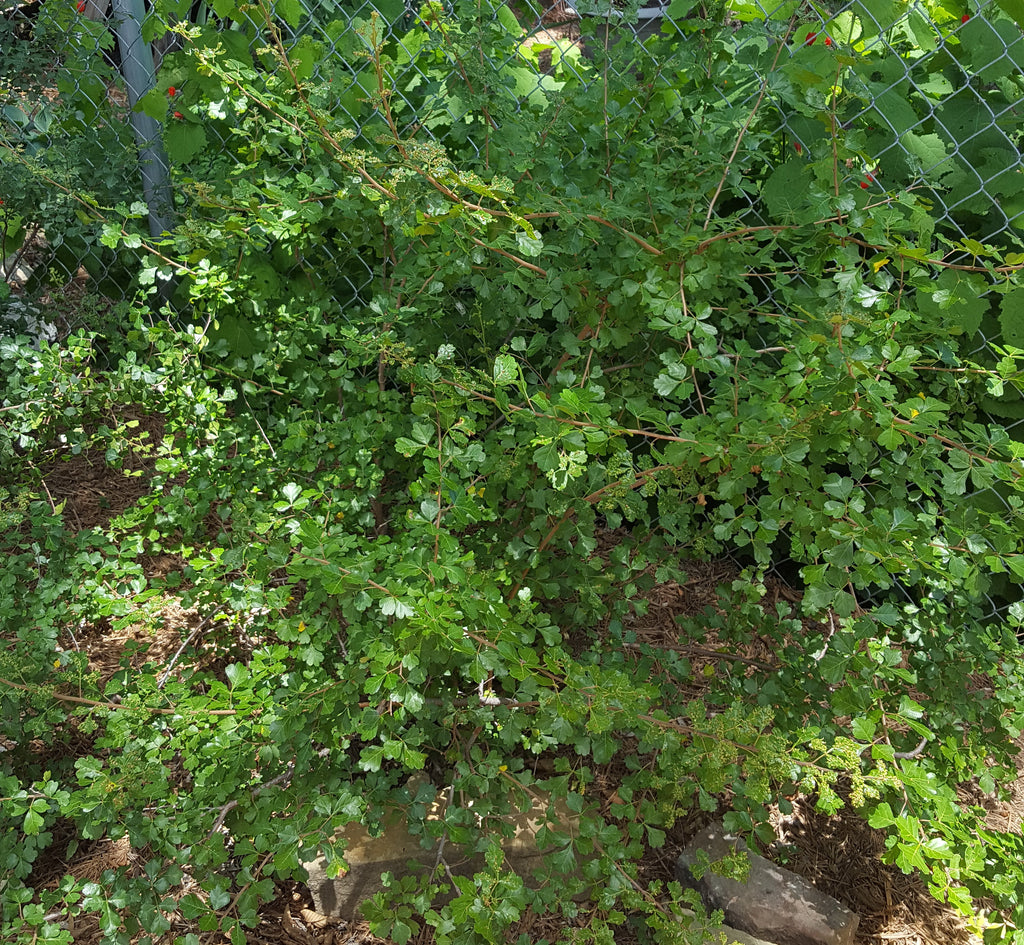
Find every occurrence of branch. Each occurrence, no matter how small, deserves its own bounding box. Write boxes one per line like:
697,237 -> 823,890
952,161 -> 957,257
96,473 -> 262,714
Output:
0,675 -> 238,716
442,379 -> 706,447
703,21 -> 793,228
586,215 -> 664,256
207,760 -> 296,839
892,737 -> 929,760
469,236 -> 548,276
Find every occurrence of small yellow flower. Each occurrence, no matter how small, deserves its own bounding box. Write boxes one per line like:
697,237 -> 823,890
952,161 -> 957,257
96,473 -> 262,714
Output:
499,764 -> 507,772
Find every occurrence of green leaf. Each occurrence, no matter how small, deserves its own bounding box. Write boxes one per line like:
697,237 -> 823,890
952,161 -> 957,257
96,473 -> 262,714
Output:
380,597 -> 415,619
997,0 -> 1024,28
851,716 -> 876,740
23,808 -> 44,835
654,373 -> 682,396
900,132 -> 949,173
225,663 -> 248,688
163,118 -> 208,164
1004,555 -> 1024,579
275,0 -> 303,27
849,0 -> 901,38
208,885 -> 232,910
819,653 -> 849,686
867,802 -> 895,828
761,161 -> 812,221
877,427 -> 903,449
999,287 -> 1024,348
897,695 -> 925,720
493,354 -> 518,387
137,87 -> 170,122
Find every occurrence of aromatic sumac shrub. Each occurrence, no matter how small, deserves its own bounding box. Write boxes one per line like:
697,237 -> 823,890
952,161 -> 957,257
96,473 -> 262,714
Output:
3,1 -> 1024,943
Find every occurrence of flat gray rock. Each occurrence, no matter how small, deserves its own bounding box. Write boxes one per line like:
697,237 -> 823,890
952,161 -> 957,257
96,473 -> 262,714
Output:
676,823 -> 859,945
304,780 -> 589,919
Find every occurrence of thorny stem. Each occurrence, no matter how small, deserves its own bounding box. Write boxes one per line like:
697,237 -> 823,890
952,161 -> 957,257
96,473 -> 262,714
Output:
703,16 -> 796,228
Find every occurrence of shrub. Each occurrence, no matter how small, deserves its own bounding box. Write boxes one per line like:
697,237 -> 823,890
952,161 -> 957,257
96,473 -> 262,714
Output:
3,1 -> 1024,943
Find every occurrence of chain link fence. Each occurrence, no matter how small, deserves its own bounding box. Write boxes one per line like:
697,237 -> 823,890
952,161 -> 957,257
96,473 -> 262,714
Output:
2,0 -> 1023,616
2,1 -> 1019,285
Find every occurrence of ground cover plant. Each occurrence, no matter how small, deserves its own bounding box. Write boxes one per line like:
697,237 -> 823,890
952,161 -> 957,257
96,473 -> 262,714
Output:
5,0 -> 1024,942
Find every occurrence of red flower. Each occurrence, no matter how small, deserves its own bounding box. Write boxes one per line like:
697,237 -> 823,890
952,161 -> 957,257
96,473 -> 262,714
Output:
76,1 -> 86,11
794,142 -> 803,155
824,36 -> 833,46
168,86 -> 177,97
805,31 -> 817,45
860,181 -> 870,189
962,12 -> 970,21
172,111 -> 184,120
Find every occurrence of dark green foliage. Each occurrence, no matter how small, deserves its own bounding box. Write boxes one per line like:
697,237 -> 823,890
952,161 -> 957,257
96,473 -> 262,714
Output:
4,1 -> 1024,942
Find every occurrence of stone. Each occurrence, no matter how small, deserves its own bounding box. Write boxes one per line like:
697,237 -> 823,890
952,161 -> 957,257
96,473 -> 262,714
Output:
710,927 -> 781,945
0,297 -> 57,349
305,780 -> 588,919
681,916 -> 779,945
676,823 -> 859,945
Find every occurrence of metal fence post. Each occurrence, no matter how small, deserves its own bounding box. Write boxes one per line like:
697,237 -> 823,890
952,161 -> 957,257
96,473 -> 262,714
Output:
109,0 -> 176,239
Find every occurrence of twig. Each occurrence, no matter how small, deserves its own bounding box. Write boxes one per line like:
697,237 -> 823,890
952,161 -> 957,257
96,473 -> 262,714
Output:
431,785 -> 456,874
704,23 -> 793,228
442,378 -> 705,447
468,236 -> 547,276
892,737 -> 929,760
207,760 -> 296,839
0,675 -> 238,716
157,615 -> 214,689
586,215 -> 663,256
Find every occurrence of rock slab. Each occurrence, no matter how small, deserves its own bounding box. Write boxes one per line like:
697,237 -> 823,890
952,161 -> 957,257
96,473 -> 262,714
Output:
676,823 -> 859,945
305,782 -> 585,919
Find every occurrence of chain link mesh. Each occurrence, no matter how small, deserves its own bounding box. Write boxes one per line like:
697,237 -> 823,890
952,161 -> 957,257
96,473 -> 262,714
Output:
2,0 -> 1022,615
